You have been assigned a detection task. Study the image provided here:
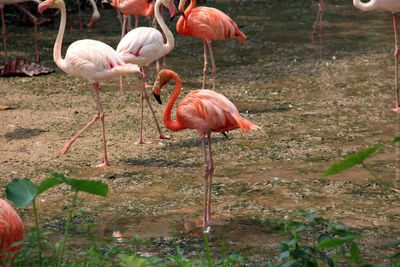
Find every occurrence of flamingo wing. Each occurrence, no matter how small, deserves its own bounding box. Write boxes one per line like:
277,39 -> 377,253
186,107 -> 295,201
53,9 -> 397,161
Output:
116,27 -> 164,66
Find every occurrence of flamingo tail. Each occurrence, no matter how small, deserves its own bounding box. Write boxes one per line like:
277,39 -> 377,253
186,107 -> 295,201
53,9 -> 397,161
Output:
234,27 -> 247,44
232,115 -> 269,149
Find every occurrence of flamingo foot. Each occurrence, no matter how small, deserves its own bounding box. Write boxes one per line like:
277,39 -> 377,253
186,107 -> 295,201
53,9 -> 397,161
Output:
203,226 -> 210,234
135,139 -> 152,145
391,106 -> 400,112
95,161 -> 109,167
159,133 -> 171,139
86,22 -> 96,28
59,144 -> 72,156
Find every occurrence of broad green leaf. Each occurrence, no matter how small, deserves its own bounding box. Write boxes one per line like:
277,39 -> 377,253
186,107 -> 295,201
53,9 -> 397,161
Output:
323,145 -> 384,176
119,254 -> 147,267
6,178 -> 37,207
37,178 -> 62,196
52,172 -> 108,196
317,235 -> 360,248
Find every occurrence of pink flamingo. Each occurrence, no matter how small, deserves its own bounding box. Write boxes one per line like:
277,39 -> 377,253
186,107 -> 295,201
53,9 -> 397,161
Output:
0,199 -> 24,266
39,0 -> 142,167
105,0 -> 155,37
311,0 -> 323,43
353,0 -> 400,111
176,0 -> 247,90
116,0 -> 176,144
152,69 -> 269,230
1,0 -> 41,63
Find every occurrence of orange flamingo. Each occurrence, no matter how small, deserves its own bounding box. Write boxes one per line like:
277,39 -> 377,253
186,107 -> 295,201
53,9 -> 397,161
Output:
176,0 -> 247,90
0,199 -> 24,266
152,69 -> 269,231
1,0 -> 41,63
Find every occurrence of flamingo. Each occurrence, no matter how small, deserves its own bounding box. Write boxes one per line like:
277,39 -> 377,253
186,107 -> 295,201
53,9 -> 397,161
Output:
0,199 -> 24,266
353,0 -> 400,111
39,0 -> 142,167
1,0 -> 41,63
311,0 -> 323,43
116,0 -> 175,144
176,0 -> 247,90
152,69 -> 269,230
71,0 -> 100,30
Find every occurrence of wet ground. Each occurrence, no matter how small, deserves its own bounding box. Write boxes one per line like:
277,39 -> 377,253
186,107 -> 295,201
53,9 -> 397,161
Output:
1,0 -> 400,263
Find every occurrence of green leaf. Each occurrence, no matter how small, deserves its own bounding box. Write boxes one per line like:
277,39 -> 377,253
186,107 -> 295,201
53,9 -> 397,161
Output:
6,178 -> 37,207
390,136 -> 400,144
37,178 -> 62,196
317,235 -> 360,248
119,254 -> 147,267
350,242 -> 362,262
323,145 -> 384,176
51,173 -> 108,196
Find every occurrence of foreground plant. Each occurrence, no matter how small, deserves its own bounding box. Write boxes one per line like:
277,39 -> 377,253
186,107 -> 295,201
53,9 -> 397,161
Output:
6,172 -> 108,266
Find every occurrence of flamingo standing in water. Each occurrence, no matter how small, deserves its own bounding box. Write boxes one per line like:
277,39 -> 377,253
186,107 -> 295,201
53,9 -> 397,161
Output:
152,69 -> 269,230
116,0 -> 176,144
1,0 -> 41,63
311,0 -> 323,43
39,0 -> 142,167
0,199 -> 24,266
353,0 -> 400,111
176,0 -> 247,90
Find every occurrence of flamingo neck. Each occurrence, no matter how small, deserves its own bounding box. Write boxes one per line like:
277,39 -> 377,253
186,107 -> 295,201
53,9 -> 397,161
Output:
155,0 -> 174,54
53,1 -> 68,71
163,72 -> 184,132
353,0 -> 379,11
184,0 -> 196,17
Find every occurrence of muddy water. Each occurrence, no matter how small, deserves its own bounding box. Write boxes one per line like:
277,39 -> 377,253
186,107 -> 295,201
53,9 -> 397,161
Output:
1,0 -> 400,263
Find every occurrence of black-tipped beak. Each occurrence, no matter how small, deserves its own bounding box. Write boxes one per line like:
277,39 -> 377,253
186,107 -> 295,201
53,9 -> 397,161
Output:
170,15 -> 176,22
178,10 -> 185,18
153,92 -> 162,104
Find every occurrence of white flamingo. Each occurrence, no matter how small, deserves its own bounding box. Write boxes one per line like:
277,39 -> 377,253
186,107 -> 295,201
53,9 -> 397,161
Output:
353,0 -> 400,111
1,0 -> 41,63
116,0 -> 176,144
39,0 -> 142,167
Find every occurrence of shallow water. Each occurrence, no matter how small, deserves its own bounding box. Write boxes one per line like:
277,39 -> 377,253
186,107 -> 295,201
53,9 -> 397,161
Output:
1,0 -> 400,263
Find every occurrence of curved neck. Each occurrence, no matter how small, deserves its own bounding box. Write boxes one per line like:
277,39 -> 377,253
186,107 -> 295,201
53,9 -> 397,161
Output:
53,1 -> 67,70
353,0 -> 379,11
155,0 -> 174,53
163,72 -> 184,131
184,0 -> 196,17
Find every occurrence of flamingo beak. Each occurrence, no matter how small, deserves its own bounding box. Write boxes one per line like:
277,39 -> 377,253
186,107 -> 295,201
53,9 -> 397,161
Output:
169,3 -> 177,21
38,0 -> 51,13
153,76 -> 162,104
153,92 -> 162,105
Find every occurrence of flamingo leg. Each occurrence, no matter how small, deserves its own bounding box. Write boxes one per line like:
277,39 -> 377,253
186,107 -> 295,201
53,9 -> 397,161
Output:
201,40 -> 209,89
392,13 -> 400,112
121,15 -> 127,38
76,0 -> 83,30
135,68 -> 152,144
135,15 -> 139,29
311,0 -> 323,44
206,133 -> 214,224
127,14 -> 132,32
201,136 -> 210,231
59,83 -> 109,167
206,42 -> 216,90
17,4 -> 40,63
1,7 -> 8,63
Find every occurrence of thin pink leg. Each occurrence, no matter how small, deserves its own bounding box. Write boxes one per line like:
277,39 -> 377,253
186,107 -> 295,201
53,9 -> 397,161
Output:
17,4 -> 40,63
200,136 -> 210,230
392,13 -> 400,112
135,69 -> 152,145
202,40 -> 208,89
59,83 -> 109,167
206,42 -> 216,90
135,15 -> 139,29
76,0 -> 83,30
311,0 -> 323,44
121,15 -> 127,38
1,8 -> 8,63
206,134 -> 214,224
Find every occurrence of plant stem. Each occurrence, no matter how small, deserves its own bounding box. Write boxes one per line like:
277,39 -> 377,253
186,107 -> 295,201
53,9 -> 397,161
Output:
58,190 -> 79,266
32,200 -> 42,267
361,163 -> 400,203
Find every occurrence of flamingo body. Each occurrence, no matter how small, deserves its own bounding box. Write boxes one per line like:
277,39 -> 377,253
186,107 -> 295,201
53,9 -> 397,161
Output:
153,69 -> 269,230
112,0 -> 154,17
176,0 -> 246,90
39,0 -> 142,166
0,199 -> 24,265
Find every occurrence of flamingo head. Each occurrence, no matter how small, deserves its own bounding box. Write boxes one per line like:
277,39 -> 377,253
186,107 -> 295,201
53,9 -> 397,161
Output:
153,69 -> 174,104
161,0 -> 177,19
38,0 -> 64,13
178,0 -> 188,13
